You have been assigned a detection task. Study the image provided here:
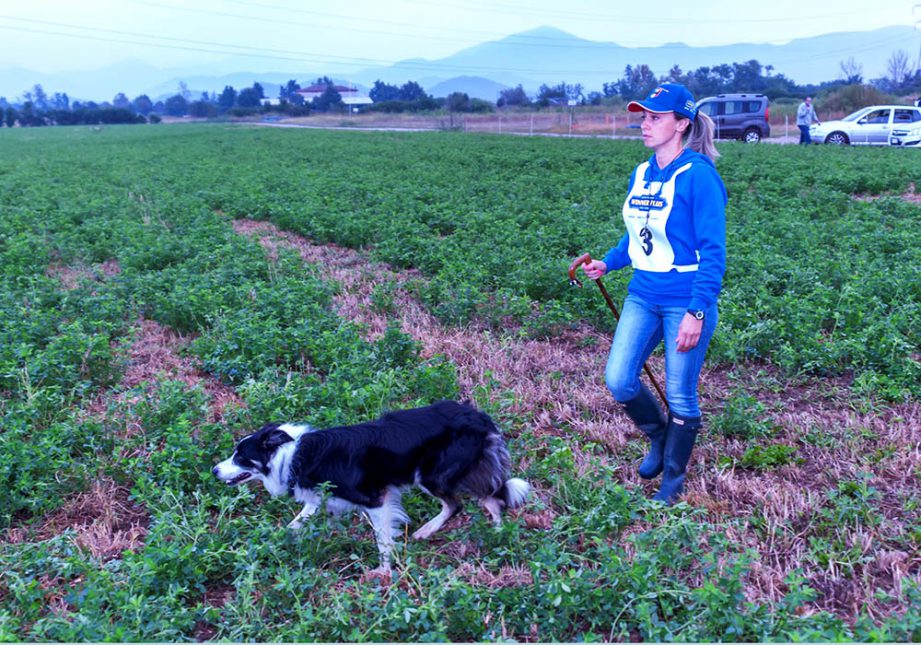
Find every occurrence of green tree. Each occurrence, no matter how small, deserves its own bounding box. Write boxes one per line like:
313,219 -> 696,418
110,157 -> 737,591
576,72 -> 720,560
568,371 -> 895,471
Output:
497,84 -> 530,107
535,82 -> 566,106
189,100 -> 217,118
218,86 -> 237,112
279,79 -> 302,103
535,81 -> 582,106
840,57 -> 864,84
4,106 -> 17,127
685,66 -> 724,97
445,91 -> 470,112
369,80 -> 400,102
164,94 -> 189,117
732,60 -> 765,91
616,65 -> 658,101
30,84 -> 49,110
51,92 -> 70,110
312,85 -> 343,112
398,81 -> 428,101
663,64 -> 684,83
112,92 -> 131,109
18,101 -> 44,126
132,94 -> 153,116
237,87 -> 262,108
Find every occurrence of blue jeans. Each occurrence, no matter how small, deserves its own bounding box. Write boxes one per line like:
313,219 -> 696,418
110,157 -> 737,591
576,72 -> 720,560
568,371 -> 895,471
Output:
605,294 -> 718,418
798,125 -> 811,145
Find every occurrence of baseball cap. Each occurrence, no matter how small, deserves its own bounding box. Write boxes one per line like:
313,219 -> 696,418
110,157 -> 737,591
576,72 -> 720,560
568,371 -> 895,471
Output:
626,83 -> 698,120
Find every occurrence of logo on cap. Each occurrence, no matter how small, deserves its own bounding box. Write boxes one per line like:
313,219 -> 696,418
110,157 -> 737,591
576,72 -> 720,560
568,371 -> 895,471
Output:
650,87 -> 667,98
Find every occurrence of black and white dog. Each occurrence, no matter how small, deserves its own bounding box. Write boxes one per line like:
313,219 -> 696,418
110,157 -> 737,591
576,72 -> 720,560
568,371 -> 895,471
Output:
212,400 -> 530,573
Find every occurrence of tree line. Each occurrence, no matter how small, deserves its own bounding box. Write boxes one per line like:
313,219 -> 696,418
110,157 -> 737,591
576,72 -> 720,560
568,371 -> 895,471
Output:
2,52 -> 920,127
501,55 -> 921,108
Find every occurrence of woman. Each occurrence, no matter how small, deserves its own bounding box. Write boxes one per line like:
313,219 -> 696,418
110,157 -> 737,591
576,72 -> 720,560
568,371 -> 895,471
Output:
581,83 -> 727,504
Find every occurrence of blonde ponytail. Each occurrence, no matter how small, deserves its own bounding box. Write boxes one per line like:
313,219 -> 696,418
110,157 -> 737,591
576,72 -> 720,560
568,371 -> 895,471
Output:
684,111 -> 719,161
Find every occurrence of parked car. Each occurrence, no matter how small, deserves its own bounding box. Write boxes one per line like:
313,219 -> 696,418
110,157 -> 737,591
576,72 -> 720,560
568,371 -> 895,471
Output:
889,121 -> 921,146
696,93 -> 771,143
810,105 -> 921,145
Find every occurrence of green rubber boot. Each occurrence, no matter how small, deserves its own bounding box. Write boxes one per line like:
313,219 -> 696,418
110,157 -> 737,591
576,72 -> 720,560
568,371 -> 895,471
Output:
621,384 -> 667,480
653,413 -> 701,505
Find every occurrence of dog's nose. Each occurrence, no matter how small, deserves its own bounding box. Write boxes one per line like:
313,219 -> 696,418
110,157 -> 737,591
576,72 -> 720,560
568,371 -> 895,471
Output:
212,466 -> 219,477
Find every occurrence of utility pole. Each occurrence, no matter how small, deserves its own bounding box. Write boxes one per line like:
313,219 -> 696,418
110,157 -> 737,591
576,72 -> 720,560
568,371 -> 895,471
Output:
915,5 -> 921,72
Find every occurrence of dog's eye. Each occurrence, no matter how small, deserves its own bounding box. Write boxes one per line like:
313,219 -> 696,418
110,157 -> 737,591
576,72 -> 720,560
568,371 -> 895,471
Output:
234,455 -> 260,469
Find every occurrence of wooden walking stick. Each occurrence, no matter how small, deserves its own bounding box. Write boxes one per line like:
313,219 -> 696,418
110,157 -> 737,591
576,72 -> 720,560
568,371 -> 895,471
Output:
568,253 -> 668,411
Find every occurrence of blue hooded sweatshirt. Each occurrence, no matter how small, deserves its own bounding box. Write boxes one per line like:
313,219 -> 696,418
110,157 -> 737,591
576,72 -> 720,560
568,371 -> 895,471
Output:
602,148 -> 727,312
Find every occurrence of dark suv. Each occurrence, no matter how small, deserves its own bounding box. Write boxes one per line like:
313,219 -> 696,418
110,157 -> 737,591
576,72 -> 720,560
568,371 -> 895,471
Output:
696,93 -> 771,143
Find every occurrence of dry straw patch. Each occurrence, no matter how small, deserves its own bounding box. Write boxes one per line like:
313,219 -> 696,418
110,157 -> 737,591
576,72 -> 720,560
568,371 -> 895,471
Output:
46,257 -> 243,424
114,318 -> 244,425
46,259 -> 121,290
21,261 -> 246,556
3,479 -> 148,561
233,218 -> 920,622
854,181 -> 921,204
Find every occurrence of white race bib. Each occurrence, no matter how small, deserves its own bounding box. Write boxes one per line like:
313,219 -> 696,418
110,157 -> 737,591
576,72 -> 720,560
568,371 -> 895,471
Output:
622,161 -> 698,272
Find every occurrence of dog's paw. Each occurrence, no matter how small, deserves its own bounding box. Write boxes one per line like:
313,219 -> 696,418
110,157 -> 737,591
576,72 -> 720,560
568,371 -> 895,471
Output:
411,527 -> 433,540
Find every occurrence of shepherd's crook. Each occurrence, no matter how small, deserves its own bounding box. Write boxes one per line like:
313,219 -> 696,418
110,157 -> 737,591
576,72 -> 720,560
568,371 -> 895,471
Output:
568,253 -> 668,411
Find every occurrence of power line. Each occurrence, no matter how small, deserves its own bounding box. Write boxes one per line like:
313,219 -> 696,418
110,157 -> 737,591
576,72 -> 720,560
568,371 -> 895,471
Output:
125,0 -> 652,50
0,11 -> 910,85
0,15 -> 383,65
425,0 -> 878,25
0,18 -> 687,77
129,0 -> 884,49
221,0 -> 887,29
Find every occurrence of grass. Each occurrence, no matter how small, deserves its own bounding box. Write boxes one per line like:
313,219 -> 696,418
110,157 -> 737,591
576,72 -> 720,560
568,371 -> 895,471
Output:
0,123 -> 918,641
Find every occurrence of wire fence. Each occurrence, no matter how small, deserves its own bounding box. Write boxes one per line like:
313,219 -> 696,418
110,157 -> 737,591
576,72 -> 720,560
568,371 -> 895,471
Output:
452,112 -> 635,137
265,110 -> 799,142
277,110 -> 643,138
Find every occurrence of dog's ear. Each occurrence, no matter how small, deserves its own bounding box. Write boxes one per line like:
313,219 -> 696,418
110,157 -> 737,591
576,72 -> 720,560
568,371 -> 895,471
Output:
261,429 -> 293,450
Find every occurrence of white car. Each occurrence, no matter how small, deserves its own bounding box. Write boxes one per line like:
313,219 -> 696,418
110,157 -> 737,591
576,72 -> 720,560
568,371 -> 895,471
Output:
810,105 -> 921,145
889,121 -> 921,146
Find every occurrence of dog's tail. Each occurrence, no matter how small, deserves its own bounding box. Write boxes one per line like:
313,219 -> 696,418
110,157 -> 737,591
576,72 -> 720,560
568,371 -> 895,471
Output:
499,477 -> 530,509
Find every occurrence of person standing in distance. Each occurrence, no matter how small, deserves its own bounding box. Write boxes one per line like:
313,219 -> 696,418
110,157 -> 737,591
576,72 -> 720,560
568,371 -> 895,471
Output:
796,96 -> 821,145
581,83 -> 727,504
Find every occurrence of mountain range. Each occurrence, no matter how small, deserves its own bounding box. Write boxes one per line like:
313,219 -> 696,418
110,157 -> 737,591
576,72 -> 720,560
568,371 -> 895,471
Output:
0,25 -> 915,103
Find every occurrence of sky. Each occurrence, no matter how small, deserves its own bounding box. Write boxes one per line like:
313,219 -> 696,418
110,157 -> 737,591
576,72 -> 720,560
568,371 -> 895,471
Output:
0,0 -> 916,74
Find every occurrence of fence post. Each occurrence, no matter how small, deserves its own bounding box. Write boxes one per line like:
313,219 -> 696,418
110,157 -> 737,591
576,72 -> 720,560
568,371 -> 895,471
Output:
612,114 -> 616,138
784,115 -> 788,139
530,114 -> 533,136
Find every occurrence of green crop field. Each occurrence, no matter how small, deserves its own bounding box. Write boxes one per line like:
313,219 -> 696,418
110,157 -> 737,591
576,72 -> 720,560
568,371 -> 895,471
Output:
0,123 -> 918,642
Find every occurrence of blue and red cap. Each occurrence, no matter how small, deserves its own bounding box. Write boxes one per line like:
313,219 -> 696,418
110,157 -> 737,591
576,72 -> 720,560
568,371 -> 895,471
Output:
626,83 -> 698,120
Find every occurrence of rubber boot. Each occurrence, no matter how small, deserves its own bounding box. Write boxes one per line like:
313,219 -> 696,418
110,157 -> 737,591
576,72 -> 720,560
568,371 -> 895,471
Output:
621,384 -> 667,479
653,413 -> 702,505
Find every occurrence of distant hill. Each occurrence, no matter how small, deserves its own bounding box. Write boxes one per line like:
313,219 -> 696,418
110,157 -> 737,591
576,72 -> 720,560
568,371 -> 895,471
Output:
0,25 -> 915,103
427,76 -> 511,101
348,25 -> 916,98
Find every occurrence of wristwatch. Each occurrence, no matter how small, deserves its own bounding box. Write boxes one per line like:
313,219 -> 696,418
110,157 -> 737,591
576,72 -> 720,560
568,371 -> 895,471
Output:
688,309 -> 705,321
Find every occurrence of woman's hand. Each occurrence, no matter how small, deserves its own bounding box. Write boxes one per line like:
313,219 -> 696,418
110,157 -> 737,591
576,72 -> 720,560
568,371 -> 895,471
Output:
676,313 -> 703,352
581,260 -> 607,281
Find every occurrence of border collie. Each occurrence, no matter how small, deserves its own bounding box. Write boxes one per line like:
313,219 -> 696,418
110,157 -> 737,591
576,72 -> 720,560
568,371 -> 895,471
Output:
213,400 -> 530,573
